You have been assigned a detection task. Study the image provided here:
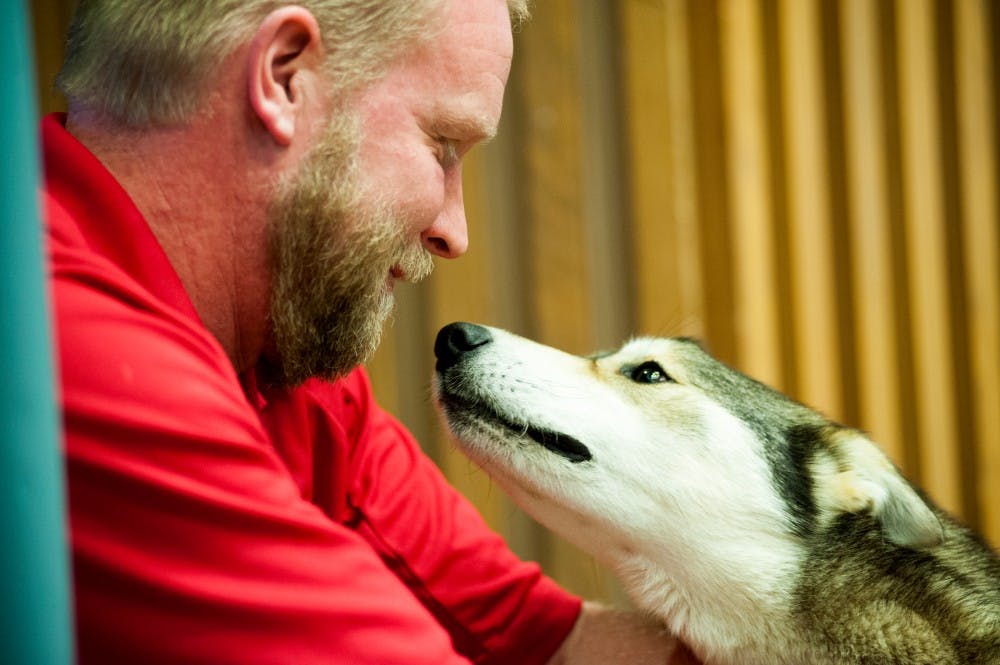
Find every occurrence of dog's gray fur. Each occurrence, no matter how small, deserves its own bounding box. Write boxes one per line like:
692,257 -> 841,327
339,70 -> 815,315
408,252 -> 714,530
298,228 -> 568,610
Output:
433,323 -> 1000,664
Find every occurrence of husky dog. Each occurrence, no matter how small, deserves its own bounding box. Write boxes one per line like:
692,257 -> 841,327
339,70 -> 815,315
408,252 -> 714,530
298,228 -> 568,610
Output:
432,322 -> 1000,665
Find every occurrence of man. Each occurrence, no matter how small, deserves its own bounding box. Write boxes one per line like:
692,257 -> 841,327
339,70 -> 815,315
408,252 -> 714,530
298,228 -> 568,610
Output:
46,0 -> 698,662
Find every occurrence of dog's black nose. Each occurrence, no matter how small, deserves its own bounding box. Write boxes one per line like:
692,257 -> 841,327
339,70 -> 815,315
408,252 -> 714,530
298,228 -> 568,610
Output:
434,322 -> 492,372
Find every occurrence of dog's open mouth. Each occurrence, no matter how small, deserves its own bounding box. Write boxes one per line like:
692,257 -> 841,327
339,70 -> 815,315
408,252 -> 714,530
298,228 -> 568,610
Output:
439,393 -> 592,463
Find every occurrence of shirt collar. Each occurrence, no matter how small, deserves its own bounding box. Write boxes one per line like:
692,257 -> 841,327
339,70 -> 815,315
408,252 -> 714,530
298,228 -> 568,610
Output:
43,113 -> 273,408
42,112 -> 201,324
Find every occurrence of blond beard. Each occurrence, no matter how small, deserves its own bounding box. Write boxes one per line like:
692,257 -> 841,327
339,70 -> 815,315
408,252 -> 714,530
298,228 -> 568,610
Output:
266,111 -> 434,386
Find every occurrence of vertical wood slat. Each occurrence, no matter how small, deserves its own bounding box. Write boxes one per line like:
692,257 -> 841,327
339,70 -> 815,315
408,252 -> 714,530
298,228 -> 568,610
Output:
664,0 -> 706,342
619,0 -> 672,337
466,110 -> 551,562
578,2 -> 632,350
425,148 -> 510,533
895,0 -> 962,514
954,0 -> 1000,544
778,0 -> 844,420
720,0 -> 784,390
514,0 -> 605,600
518,0 -> 589,354
690,1 -> 737,363
620,0 -> 705,340
839,0 -> 906,465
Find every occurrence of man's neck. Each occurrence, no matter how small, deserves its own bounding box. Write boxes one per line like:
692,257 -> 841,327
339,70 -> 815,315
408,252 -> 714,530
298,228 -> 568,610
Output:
66,110 -> 273,374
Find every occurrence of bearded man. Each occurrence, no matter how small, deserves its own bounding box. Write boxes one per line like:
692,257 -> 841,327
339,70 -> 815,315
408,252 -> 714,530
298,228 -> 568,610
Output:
46,0 -> 699,662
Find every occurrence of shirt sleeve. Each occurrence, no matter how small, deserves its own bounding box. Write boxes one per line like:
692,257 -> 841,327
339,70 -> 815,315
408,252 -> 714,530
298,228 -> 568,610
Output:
299,370 -> 582,665
55,269 -> 479,665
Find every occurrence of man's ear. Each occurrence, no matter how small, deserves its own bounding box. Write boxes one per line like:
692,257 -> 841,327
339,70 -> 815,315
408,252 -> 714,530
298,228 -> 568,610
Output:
246,7 -> 323,146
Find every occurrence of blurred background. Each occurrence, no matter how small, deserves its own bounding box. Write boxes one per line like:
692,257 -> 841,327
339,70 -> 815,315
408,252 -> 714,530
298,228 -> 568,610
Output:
33,0 -> 999,606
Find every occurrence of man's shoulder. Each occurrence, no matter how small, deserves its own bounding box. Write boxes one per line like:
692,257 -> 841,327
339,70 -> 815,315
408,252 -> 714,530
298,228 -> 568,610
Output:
52,263 -> 253,433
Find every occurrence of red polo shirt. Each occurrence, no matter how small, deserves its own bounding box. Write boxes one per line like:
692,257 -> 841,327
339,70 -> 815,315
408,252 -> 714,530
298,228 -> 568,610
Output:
43,114 -> 581,664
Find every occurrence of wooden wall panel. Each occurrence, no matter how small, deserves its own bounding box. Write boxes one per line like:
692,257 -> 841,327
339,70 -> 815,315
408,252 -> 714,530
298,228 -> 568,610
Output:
779,0 -> 844,420
840,0 -> 906,465
954,0 -> 1000,542
516,0 -> 590,346
720,0 -> 784,389
895,0 -> 963,514
578,2 -> 633,350
508,0 -> 612,601
620,0 -> 705,341
614,0 -> 998,542
690,1 -> 738,365
427,147 -> 509,534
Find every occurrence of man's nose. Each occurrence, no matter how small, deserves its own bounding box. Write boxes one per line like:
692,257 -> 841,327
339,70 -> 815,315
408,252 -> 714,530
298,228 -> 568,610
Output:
421,172 -> 468,258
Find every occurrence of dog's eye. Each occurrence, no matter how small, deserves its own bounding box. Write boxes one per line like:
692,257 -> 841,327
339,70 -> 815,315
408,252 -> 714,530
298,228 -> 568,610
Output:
627,361 -> 674,384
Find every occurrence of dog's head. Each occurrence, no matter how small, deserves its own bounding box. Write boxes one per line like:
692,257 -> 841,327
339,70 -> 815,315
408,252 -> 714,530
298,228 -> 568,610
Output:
432,323 -> 943,573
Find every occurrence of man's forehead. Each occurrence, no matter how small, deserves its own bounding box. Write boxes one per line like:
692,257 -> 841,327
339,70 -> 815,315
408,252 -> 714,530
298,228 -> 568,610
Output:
415,0 -> 511,131
349,0 -> 510,142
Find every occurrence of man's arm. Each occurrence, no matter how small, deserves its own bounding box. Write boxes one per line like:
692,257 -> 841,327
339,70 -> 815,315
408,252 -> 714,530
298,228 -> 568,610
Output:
547,602 -> 701,665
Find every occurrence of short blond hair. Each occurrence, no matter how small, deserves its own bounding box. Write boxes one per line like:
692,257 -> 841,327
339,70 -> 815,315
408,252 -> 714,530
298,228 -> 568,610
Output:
56,0 -> 529,128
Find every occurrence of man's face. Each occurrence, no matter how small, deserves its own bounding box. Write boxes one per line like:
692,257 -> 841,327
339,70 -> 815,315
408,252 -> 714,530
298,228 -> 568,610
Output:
266,0 -> 514,386
351,0 -> 514,260
266,111 -> 433,386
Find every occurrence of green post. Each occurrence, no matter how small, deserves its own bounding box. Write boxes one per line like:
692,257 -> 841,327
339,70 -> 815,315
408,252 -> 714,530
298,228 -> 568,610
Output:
0,1 -> 75,662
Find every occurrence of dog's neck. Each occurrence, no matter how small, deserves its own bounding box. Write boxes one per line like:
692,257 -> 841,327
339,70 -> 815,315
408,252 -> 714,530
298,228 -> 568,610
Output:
613,542 -> 806,664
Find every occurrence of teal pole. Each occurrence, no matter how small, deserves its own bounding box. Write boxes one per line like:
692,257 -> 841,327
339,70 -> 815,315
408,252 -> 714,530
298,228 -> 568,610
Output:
0,1 -> 75,663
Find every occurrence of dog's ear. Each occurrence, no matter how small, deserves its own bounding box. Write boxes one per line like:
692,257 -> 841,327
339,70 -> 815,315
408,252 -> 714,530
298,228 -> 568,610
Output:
824,433 -> 944,549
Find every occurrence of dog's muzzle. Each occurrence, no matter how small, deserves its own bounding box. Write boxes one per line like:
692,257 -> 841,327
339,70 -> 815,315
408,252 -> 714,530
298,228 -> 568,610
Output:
434,322 -> 492,372
434,322 -> 594,463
